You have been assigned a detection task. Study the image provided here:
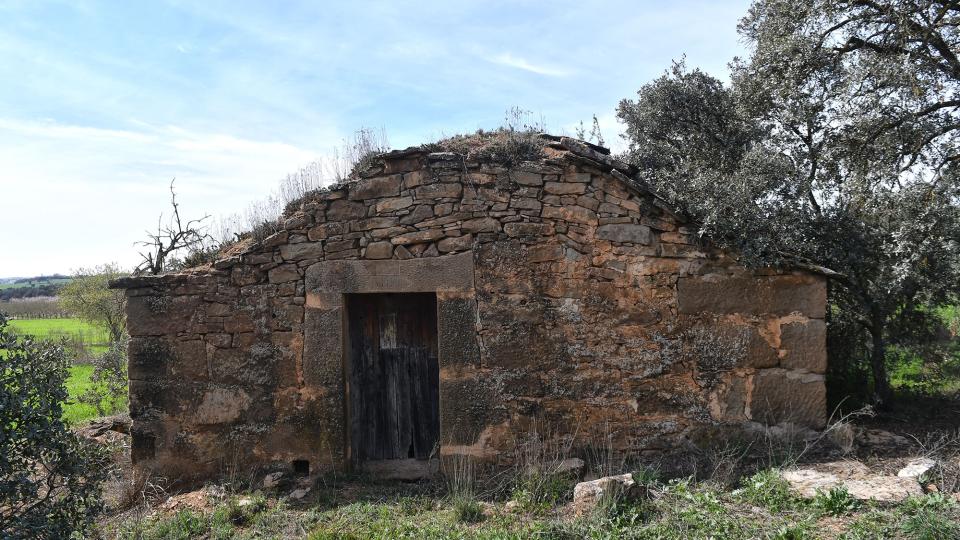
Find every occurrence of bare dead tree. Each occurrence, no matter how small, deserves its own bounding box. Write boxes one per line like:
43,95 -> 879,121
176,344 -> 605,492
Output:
135,179 -> 213,275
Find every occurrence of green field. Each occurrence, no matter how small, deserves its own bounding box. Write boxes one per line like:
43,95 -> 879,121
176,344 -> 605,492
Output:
9,317 -> 110,355
64,364 -> 100,424
8,318 -> 115,424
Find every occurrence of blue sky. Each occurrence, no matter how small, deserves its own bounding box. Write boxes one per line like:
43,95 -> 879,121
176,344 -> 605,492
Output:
0,0 -> 749,276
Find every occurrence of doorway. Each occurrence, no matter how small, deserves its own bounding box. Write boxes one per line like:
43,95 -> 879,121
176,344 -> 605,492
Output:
346,293 -> 440,472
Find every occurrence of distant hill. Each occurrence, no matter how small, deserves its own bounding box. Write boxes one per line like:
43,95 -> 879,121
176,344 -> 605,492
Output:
0,275 -> 72,300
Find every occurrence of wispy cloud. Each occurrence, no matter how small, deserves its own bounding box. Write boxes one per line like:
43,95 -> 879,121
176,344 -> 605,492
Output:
0,0 -> 752,276
488,52 -> 571,77
0,117 -> 325,274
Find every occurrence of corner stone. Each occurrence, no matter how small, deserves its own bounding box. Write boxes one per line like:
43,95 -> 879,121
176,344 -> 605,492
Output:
750,368 -> 826,429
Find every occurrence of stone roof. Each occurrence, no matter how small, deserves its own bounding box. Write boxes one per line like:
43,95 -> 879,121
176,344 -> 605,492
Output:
351,133 -> 682,221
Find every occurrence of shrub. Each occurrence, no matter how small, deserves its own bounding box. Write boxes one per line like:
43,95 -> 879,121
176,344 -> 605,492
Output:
0,313 -> 109,538
78,336 -> 129,416
813,486 -> 859,516
738,469 -> 796,512
900,511 -> 958,540
452,497 -> 484,524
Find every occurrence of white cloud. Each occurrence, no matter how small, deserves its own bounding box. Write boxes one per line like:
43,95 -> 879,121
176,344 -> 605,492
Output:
0,118 -> 326,276
488,53 -> 571,77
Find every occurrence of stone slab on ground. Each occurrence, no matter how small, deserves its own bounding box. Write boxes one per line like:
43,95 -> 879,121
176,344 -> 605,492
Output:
897,458 -> 937,479
573,473 -> 644,513
783,461 -> 923,502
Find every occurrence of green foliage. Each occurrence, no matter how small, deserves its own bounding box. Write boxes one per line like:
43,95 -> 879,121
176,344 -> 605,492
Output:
510,470 -> 577,513
0,313 -> 109,538
453,497 -> 485,524
58,264 -> 127,342
898,494 -> 960,540
813,486 -> 859,516
738,469 -> 796,513
64,364 -> 99,425
103,477 -> 960,540
121,495 -> 272,540
631,466 -> 661,487
77,337 -> 128,417
618,0 -> 960,403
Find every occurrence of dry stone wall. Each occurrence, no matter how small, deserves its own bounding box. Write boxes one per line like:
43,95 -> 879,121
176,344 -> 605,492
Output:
114,140 -> 827,481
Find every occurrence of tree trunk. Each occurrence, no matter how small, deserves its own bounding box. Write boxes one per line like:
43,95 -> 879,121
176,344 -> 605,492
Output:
869,325 -> 892,406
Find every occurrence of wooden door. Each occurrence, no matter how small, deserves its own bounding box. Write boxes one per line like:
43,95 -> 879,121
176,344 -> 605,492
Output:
346,293 -> 439,465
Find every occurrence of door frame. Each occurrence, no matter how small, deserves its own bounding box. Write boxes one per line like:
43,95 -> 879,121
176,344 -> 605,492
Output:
302,253 -> 480,474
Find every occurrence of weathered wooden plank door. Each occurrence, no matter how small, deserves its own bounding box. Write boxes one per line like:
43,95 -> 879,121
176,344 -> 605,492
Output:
346,293 -> 440,467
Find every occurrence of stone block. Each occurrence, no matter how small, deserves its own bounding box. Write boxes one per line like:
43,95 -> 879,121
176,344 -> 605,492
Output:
503,222 -> 554,237
509,197 -> 542,211
511,171 -> 543,186
439,375 -> 504,444
564,172 -> 591,183
527,243 -> 564,262
306,252 -> 473,294
677,274 -> 827,318
779,319 -> 827,373
461,217 -> 501,233
402,169 -> 427,188
750,369 -> 826,428
126,295 -> 201,336
324,239 -> 359,253
364,241 -> 394,259
596,224 -> 651,244
128,380 -> 165,417
307,222 -> 344,241
390,229 -> 445,245
193,387 -> 251,424
376,196 -> 414,213
268,264 -> 300,283
597,202 -> 627,215
307,260 -> 401,293
544,182 -> 587,195
437,234 -> 474,253
399,252 -> 475,292
384,156 -> 422,174
280,242 -> 324,261
593,176 -> 631,198
303,307 -> 344,387
348,175 -> 401,200
399,205 -> 435,224
542,205 -> 598,226
709,375 -> 748,422
438,295 -> 480,367
129,337 -> 173,380
576,194 -> 600,211
742,326 -> 779,369
415,183 -> 462,199
327,199 -> 366,221
353,217 -> 399,231
171,340 -> 207,380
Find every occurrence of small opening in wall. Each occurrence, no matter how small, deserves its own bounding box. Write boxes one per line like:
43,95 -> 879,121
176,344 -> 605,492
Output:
131,432 -> 156,462
293,459 -> 310,477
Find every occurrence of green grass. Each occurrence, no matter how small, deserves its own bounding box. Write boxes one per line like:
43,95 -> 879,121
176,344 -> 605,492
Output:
103,472 -> 960,540
7,318 -> 115,425
8,317 -> 110,355
887,304 -> 960,396
64,364 -> 100,425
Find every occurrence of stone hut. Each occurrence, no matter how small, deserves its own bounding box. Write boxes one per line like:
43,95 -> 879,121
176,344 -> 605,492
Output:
112,134 -> 827,481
